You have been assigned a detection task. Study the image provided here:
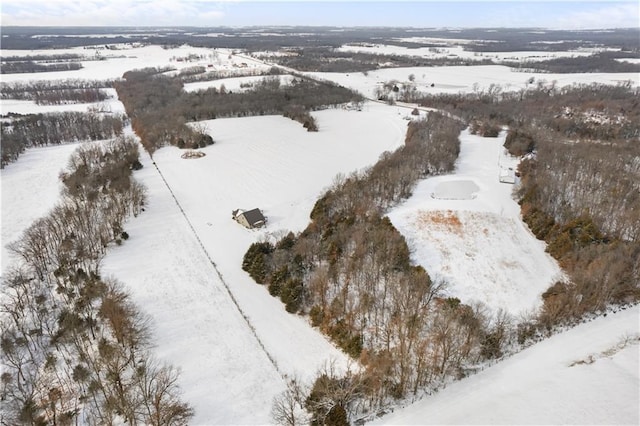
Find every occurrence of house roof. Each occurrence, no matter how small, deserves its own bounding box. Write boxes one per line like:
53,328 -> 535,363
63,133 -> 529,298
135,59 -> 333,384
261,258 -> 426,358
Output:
241,208 -> 265,227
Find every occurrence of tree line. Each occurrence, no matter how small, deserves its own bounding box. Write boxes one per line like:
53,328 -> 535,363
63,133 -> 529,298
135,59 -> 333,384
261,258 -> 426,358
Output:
502,51 -> 640,74
1,79 -> 115,101
2,53 -> 84,62
1,61 -> 83,74
242,114 -> 520,422
115,67 -> 361,152
1,111 -> 125,167
264,47 -> 493,73
3,88 -> 110,105
1,137 -> 194,425
180,66 -> 282,84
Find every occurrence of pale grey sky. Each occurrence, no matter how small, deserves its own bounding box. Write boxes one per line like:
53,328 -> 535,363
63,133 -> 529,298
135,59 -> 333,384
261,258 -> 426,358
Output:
1,0 -> 639,29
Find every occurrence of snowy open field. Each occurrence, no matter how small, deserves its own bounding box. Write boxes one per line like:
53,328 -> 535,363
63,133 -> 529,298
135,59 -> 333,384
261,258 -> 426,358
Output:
99,105 -> 407,423
307,65 -> 640,98
183,74 -> 295,93
339,42 -> 600,63
387,130 -> 563,316
373,304 -> 640,425
0,88 -> 125,116
1,142 -> 87,273
0,44 -> 271,84
2,38 -> 639,424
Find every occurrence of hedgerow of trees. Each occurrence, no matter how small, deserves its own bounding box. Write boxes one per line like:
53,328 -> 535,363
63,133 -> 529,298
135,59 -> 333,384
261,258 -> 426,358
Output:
0,79 -> 115,103
263,47 -> 494,73
1,61 -> 83,74
1,137 -> 194,425
2,26 -> 637,54
1,111 -> 125,167
180,65 -> 282,84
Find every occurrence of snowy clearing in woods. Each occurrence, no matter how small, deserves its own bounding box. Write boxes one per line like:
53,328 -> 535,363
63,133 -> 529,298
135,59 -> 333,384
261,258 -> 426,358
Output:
387,130 -> 564,317
183,74 -> 295,93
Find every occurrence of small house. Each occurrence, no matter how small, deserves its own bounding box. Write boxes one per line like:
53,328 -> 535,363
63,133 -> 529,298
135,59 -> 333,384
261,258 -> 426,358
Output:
232,208 -> 266,229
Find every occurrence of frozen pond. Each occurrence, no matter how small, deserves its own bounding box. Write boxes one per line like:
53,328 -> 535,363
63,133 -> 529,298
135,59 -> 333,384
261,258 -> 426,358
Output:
432,179 -> 479,200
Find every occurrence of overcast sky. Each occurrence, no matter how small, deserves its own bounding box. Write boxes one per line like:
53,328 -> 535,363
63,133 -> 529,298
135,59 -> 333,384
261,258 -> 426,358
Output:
1,1 -> 639,29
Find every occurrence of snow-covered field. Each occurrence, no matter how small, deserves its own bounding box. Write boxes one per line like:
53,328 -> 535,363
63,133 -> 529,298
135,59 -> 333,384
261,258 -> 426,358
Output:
339,42 -> 600,63
387,130 -> 563,316
183,74 -> 295,93
100,148 -> 286,423
373,304 -> 640,425
0,45 -> 270,83
0,89 -> 125,116
1,142 -> 88,273
308,65 -> 640,98
2,38 -> 638,424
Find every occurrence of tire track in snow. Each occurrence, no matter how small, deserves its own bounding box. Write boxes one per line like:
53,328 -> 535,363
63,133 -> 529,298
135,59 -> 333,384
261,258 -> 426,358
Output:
149,156 -> 286,379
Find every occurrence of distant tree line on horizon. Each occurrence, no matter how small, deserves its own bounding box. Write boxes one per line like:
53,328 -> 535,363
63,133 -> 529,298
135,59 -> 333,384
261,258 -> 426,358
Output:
2,26 -> 637,55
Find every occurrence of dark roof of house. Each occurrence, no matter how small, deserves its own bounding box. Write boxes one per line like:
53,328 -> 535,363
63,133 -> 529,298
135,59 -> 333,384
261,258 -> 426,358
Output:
242,208 -> 265,227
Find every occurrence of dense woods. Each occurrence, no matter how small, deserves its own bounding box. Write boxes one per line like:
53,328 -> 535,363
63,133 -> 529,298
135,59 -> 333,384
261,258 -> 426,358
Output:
1,112 -> 125,167
116,68 -> 361,152
416,83 -> 640,327
1,138 -> 193,425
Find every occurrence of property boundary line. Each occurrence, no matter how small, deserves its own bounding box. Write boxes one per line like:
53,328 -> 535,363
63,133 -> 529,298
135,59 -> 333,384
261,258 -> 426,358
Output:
149,157 -> 286,379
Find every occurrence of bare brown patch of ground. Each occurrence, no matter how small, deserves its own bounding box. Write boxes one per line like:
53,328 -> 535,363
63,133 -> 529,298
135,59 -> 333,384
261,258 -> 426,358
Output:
415,210 -> 463,235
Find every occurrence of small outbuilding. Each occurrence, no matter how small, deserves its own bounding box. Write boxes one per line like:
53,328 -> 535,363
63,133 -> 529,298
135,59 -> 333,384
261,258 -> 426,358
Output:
232,208 -> 266,229
499,167 -> 517,184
